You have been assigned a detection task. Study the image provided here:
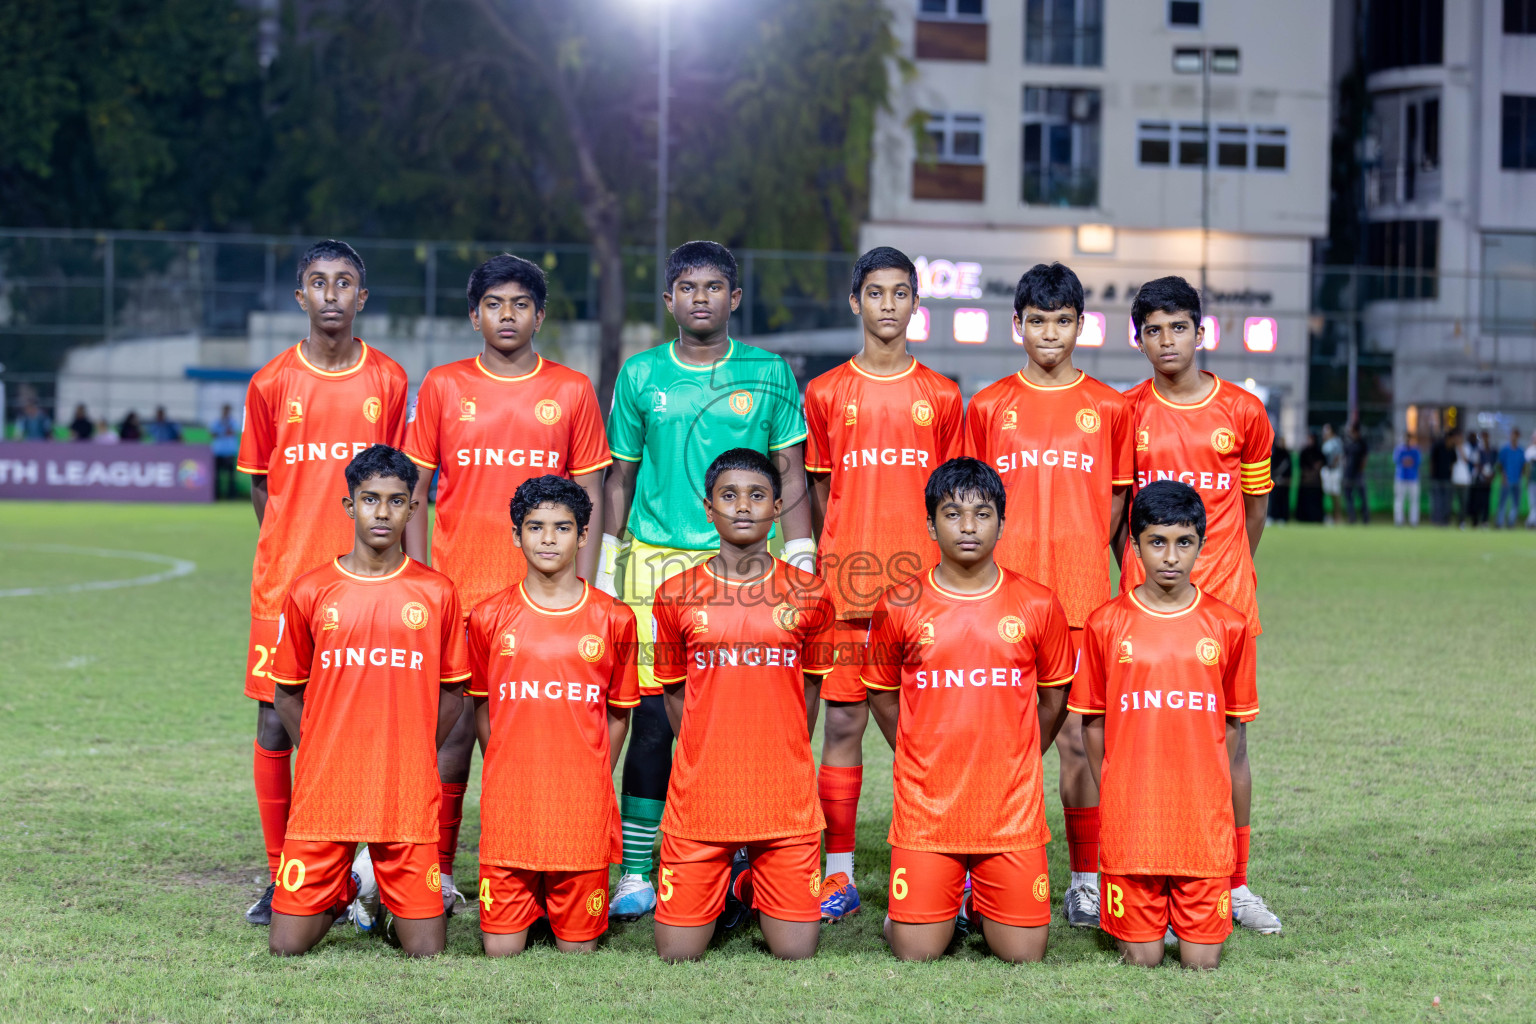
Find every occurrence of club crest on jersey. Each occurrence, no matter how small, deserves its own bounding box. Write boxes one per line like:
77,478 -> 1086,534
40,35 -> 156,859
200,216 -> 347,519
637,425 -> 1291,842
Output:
911,399 -> 935,426
1211,427 -> 1237,454
843,401 -> 858,426
997,615 -> 1026,643
1117,639 -> 1133,663
652,389 -> 667,413
427,864 -> 442,893
321,602 -> 341,631
579,633 -> 605,663
402,601 -> 429,630
586,888 -> 605,917
1076,409 -> 1101,434
287,398 -> 304,424
459,397 -> 477,422
536,399 -> 562,425
917,620 -> 935,645
1032,872 -> 1049,902
1001,409 -> 1018,430
1136,427 -> 1150,451
363,396 -> 382,424
691,609 -> 709,635
498,631 -> 516,657
729,390 -> 754,416
773,603 -> 800,632
1196,637 -> 1221,666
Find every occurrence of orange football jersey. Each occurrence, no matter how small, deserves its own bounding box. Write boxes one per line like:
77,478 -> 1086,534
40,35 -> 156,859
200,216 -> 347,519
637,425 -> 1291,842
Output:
651,560 -> 835,843
963,370 -> 1134,627
237,341 -> 409,620
467,583 -> 640,871
1068,588 -> 1258,877
267,558 -> 471,844
1121,374 -> 1274,635
404,355 -> 611,611
861,568 -> 1073,853
804,357 -> 963,618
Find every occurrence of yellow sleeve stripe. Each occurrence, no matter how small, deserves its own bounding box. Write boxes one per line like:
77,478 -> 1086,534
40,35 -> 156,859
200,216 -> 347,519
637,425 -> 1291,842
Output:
236,463 -> 267,475
1065,702 -> 1104,715
1241,481 -> 1276,496
1239,459 -> 1271,471
570,458 -> 614,476
441,671 -> 473,684
804,463 -> 834,473
405,453 -> 438,470
465,687 -> 488,697
767,432 -> 809,451
804,666 -> 834,677
610,450 -> 642,463
608,698 -> 642,708
1038,676 -> 1074,687
860,677 -> 900,691
1111,477 -> 1134,486
1227,702 -> 1260,715
266,673 -> 307,686
652,673 -> 687,684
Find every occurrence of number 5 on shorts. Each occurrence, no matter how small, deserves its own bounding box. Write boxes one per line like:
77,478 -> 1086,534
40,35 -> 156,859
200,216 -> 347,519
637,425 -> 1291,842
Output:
659,867 -> 674,902
1104,881 -> 1124,918
891,867 -> 907,901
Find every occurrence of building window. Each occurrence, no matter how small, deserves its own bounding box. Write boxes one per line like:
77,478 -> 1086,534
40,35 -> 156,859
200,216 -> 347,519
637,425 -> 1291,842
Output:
1137,121 -> 1172,165
925,112 -> 985,163
1505,0 -> 1536,33
1022,87 -> 1101,207
1365,220 -> 1438,300
915,112 -> 985,201
1501,95 -> 1536,170
1168,0 -> 1201,28
1137,121 -> 1287,171
1368,90 -> 1440,205
920,0 -> 985,20
1025,0 -> 1102,67
1366,0 -> 1442,72
1254,127 -> 1289,170
1482,233 -> 1536,331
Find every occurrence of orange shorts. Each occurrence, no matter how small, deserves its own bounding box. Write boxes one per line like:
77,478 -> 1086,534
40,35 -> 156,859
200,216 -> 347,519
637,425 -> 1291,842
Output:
822,618 -> 872,703
888,846 -> 1051,927
476,864 -> 610,942
245,617 -> 283,702
654,832 -> 822,927
1100,873 -> 1232,944
269,839 -> 443,920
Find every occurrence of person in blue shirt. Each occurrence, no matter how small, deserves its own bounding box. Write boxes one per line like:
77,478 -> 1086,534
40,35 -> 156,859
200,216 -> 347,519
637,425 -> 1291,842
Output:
1496,429 -> 1526,529
210,402 -> 241,500
1392,435 -> 1422,527
147,405 -> 182,444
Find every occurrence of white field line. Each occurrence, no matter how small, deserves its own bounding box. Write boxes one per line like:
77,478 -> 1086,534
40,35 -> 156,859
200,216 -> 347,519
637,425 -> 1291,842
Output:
0,544 -> 197,597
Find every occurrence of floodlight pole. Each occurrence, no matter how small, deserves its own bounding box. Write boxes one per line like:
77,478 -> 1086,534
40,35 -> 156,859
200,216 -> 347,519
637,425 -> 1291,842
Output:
1199,48 -> 1210,371
654,5 -> 670,343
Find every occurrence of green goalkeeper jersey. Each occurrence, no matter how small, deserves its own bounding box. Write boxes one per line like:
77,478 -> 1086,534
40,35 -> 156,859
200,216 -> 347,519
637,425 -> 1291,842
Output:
608,339 -> 807,550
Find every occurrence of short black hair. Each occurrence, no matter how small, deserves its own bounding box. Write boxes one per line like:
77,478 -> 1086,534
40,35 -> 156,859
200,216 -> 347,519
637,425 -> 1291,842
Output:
924,457 -> 1006,521
850,246 -> 919,297
1129,480 -> 1207,541
468,253 -> 548,313
344,444 -> 418,495
510,474 -> 592,532
666,240 -> 738,294
297,239 -> 366,287
704,447 -> 781,501
1131,275 -> 1201,341
1014,262 -> 1084,317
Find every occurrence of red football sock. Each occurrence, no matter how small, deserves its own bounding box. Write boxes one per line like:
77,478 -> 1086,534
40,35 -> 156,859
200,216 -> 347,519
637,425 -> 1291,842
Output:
439,782 -> 468,874
1063,806 -> 1100,874
252,742 -> 292,881
818,764 -> 863,856
1231,826 -> 1250,889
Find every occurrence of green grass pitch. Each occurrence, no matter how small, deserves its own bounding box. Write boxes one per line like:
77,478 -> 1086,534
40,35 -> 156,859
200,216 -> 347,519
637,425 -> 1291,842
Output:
1,502 -> 1533,1022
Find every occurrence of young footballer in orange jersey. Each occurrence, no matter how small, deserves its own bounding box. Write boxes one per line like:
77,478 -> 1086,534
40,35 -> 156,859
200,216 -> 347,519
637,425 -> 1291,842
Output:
864,458 -> 1074,963
804,246 -> 963,920
1122,276 -> 1280,934
265,445 -> 470,957
467,476 -> 638,955
402,254 -> 611,910
1071,481 -> 1259,969
649,449 -> 836,961
237,240 -> 409,925
963,262 -> 1133,927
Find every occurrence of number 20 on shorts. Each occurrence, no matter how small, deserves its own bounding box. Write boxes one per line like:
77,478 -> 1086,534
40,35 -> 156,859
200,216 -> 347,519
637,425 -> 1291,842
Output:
275,852 -> 306,892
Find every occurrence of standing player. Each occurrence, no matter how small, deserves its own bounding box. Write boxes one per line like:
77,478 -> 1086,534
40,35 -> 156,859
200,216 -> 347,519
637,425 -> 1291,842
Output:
403,254 -> 611,910
1122,276 -> 1280,934
803,246 -> 962,920
467,476 -> 637,955
1070,481 -> 1258,968
237,240 -> 408,925
649,449 -> 835,961
599,241 -> 815,919
963,262 -> 1133,927
265,445 -> 470,957
863,458 -> 1074,963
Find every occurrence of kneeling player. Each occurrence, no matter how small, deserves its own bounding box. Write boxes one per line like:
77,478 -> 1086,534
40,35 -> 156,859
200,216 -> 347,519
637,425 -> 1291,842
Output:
1070,481 -> 1259,970
467,476 -> 639,954
864,457 -> 1073,963
265,445 -> 470,957
650,449 -> 835,961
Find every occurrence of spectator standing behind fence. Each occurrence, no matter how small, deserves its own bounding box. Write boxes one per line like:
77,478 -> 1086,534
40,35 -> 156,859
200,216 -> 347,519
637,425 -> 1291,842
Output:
18,398 -> 52,440
1525,433 -> 1536,529
1269,435 -> 1293,523
69,404 -> 94,441
147,405 -> 181,444
1392,435 -> 1421,527
1496,429 -> 1525,529
1450,431 -> 1473,528
1296,431 -> 1326,523
1321,423 -> 1344,524
1469,430 -> 1495,528
1429,431 -> 1454,525
94,418 -> 119,444
1342,424 -> 1369,524
210,403 -> 241,500
119,411 -> 143,442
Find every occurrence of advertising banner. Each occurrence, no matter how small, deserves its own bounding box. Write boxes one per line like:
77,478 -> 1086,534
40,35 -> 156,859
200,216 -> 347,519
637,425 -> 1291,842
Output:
0,442 -> 214,503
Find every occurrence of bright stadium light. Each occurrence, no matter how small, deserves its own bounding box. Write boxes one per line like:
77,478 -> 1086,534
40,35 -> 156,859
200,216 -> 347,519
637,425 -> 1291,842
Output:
1079,311 -> 1106,347
953,308 -> 988,344
907,306 -> 931,342
1200,315 -> 1220,350
1128,317 -> 1139,347
1244,316 -> 1277,352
